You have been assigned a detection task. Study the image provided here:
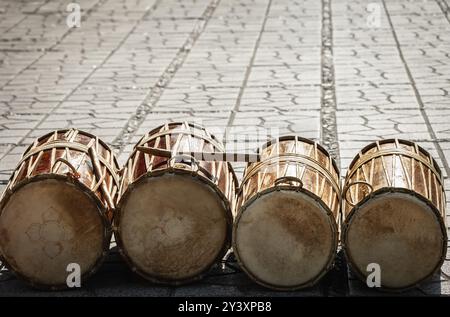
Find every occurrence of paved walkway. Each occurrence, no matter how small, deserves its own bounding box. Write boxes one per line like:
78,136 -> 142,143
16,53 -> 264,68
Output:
0,0 -> 449,296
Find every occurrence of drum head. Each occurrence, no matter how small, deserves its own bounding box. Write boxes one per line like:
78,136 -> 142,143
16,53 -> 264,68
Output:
345,191 -> 446,289
0,178 -> 106,288
117,172 -> 230,283
233,189 -> 337,290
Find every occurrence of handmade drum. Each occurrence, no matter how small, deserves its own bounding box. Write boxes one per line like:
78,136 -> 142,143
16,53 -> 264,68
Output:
342,139 -> 447,290
233,136 -> 340,290
115,122 -> 237,284
0,129 -> 119,289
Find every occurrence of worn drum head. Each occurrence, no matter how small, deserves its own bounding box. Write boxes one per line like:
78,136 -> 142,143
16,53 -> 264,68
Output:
344,191 -> 446,290
233,189 -> 337,290
116,172 -> 230,283
0,178 -> 107,288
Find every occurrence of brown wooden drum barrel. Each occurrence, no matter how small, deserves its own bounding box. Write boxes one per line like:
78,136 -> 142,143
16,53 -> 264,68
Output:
0,129 -> 120,289
233,136 -> 340,290
342,139 -> 447,290
115,122 -> 237,284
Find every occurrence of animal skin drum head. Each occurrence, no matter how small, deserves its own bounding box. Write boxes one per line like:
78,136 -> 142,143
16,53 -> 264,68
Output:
234,189 -> 337,290
117,173 -> 229,282
0,178 -> 105,287
345,191 -> 445,289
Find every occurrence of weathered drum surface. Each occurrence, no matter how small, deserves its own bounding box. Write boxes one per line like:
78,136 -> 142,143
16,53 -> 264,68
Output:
0,129 -> 119,289
342,139 -> 447,290
233,136 -> 340,290
115,122 -> 237,284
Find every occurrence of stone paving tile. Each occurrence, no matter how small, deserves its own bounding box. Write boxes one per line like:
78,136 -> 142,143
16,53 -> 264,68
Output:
239,86 -> 321,111
417,83 -> 450,109
337,108 -> 433,140
335,84 -> 420,110
153,88 -> 238,113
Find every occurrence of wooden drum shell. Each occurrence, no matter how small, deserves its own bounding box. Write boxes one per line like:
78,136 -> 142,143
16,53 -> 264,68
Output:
0,129 -> 120,289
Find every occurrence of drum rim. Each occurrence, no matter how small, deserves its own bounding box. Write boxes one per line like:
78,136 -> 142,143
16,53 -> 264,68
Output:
347,138 -> 442,178
232,186 -> 339,291
23,129 -> 120,170
341,187 -> 448,291
258,135 -> 340,176
0,174 -> 112,290
114,168 -> 234,285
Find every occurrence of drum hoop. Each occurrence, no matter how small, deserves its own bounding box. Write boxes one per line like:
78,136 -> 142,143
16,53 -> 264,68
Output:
0,173 -> 112,290
346,148 -> 444,186
239,154 -> 340,196
259,135 -> 340,174
18,142 -> 120,187
232,186 -> 339,291
341,187 -> 448,291
114,169 -> 233,285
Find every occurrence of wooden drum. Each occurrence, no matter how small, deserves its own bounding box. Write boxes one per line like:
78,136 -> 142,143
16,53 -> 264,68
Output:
342,139 -> 447,290
0,129 -> 120,289
233,136 -> 340,290
115,122 -> 237,284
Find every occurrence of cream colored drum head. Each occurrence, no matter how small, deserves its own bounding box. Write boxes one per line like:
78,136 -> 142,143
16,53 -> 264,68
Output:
0,178 -> 106,288
345,191 -> 446,289
234,189 -> 337,290
117,173 -> 229,283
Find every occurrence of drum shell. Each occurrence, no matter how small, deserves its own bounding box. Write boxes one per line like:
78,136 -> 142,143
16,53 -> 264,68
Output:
5,129 -> 120,219
118,122 -> 237,207
236,136 -> 340,222
342,139 -> 446,219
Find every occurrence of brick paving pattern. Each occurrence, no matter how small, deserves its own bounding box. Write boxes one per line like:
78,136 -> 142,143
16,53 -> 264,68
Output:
0,0 -> 449,296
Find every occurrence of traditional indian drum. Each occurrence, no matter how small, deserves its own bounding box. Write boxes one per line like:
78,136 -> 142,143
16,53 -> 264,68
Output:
342,139 -> 447,290
115,122 -> 237,284
0,129 -> 120,289
233,136 -> 340,290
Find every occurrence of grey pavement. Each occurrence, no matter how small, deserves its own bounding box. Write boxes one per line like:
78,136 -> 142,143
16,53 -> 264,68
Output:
0,0 -> 449,296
